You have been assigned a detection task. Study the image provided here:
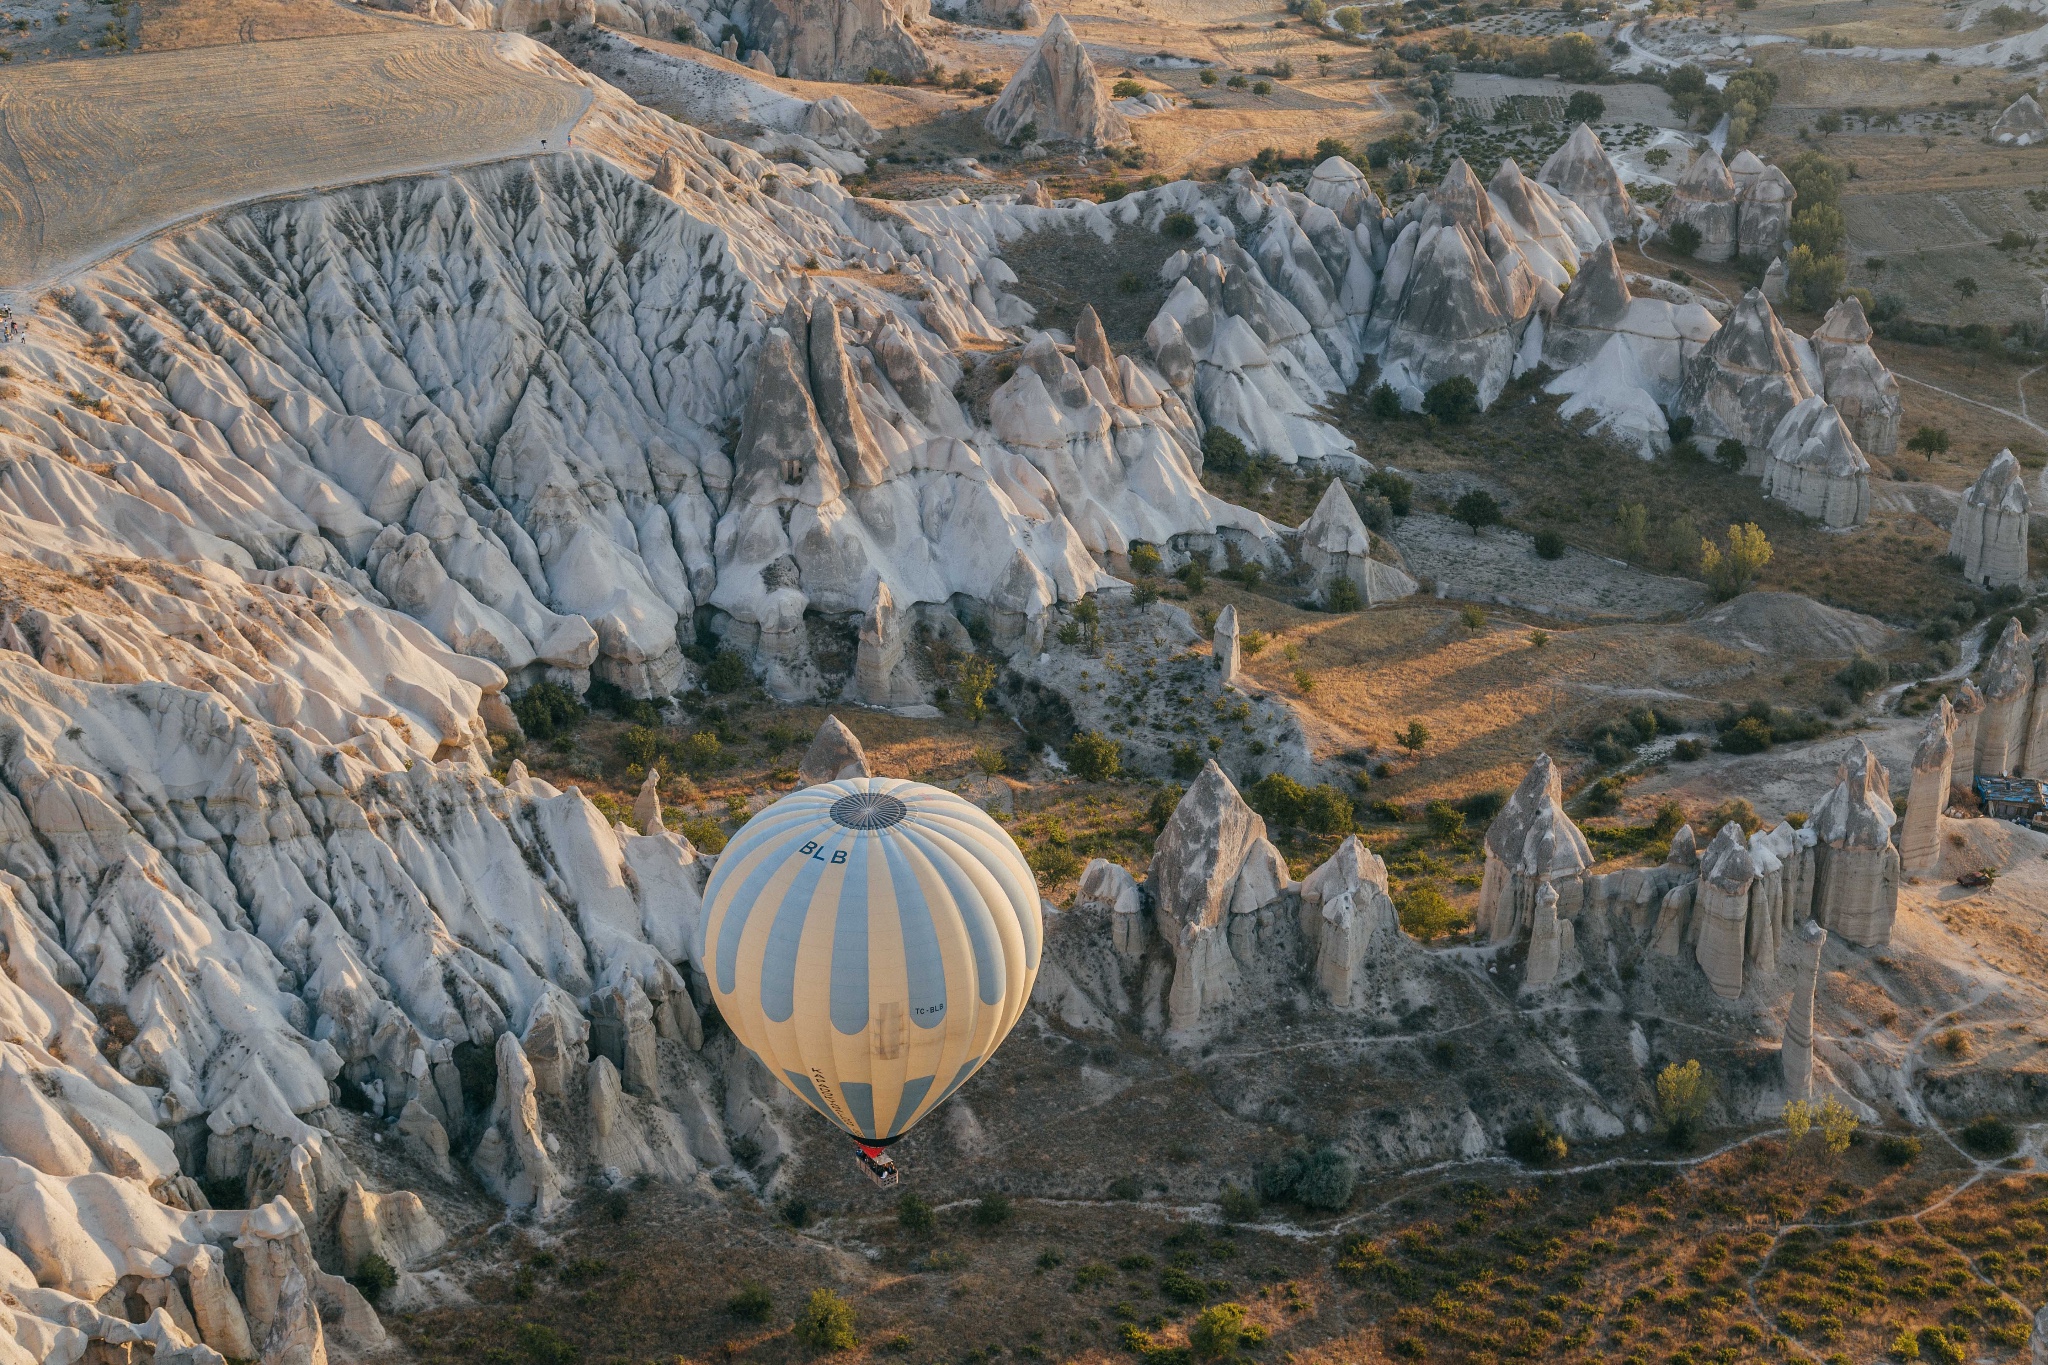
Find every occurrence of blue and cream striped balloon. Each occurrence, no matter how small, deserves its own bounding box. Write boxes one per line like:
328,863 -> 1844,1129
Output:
698,777 -> 1042,1144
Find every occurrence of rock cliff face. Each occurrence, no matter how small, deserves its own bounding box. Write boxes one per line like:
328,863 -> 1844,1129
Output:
1676,289 -> 1816,453
1763,396 -> 1870,529
1535,123 -> 1637,239
984,16 -> 1128,148
1993,93 -> 2048,145
1900,697 -> 1955,874
1810,297 -> 1902,458
736,0 -> 929,80
1948,450 -> 2031,589
1808,744 -> 1899,946
1295,480 -> 1418,606
1475,755 -> 1593,947
1664,146 -> 1740,262
372,0 -> 929,82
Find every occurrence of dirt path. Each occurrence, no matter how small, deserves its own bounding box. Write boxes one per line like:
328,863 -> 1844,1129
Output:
1894,369 -> 2048,441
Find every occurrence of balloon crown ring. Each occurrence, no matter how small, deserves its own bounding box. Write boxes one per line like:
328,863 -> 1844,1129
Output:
829,791 -> 909,831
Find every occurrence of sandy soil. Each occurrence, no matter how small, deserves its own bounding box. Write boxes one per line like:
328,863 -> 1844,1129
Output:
1390,512 -> 1710,621
0,28 -> 590,289
137,0 -> 408,50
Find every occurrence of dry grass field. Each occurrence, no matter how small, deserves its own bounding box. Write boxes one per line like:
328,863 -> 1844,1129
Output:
0,28 -> 589,287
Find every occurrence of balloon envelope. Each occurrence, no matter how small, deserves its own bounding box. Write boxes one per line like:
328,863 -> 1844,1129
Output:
698,777 -> 1042,1143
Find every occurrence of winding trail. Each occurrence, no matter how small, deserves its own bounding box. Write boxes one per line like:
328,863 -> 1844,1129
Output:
1895,370 -> 2048,441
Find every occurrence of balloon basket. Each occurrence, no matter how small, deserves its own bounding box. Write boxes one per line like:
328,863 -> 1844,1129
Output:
853,1145 -> 900,1188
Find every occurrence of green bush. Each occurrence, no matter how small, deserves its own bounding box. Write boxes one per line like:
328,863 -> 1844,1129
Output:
1533,529 -> 1566,560
1247,773 -> 1354,834
517,1323 -> 577,1364
1424,800 -> 1465,841
1396,884 -> 1465,941
1256,1146 -> 1355,1210
1190,1303 -> 1268,1357
1452,489 -> 1501,535
1718,717 -> 1774,754
1202,426 -> 1249,475
1836,653 -> 1887,701
729,1281 -> 774,1322
1325,576 -> 1362,612
972,1193 -> 1014,1227
897,1192 -> 936,1233
703,649 -> 751,693
1113,78 -> 1146,97
1066,731 -> 1122,781
1423,376 -> 1480,424
1713,438 -> 1746,472
1219,1182 -> 1261,1221
1163,211 -> 1198,239
350,1253 -> 397,1305
1130,542 -> 1163,576
511,681 -> 585,740
1170,742 -> 1204,779
794,1288 -> 859,1352
1665,221 -> 1702,257
1365,470 -> 1413,516
1160,1267 -> 1211,1304
1504,1118 -> 1568,1165
1960,1116 -> 2017,1156
1564,89 -> 1605,122
1877,1134 -> 1922,1167
1367,382 -> 1403,419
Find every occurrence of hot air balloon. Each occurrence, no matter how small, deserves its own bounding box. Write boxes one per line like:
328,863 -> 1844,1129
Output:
698,776 -> 1042,1185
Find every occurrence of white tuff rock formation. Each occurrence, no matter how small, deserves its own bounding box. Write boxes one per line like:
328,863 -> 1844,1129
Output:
1781,919 -> 1827,1100
1213,603 -> 1243,688
1677,289 -> 1816,454
1736,164 -> 1796,259
1974,619 -> 2036,778
1900,697 -> 1955,874
1950,681 -> 1986,791
1475,755 -> 1593,947
1809,744 -> 1899,946
1535,123 -> 1637,239
1993,94 -> 2048,145
1296,480 -> 1418,606
1664,146 -> 1740,262
798,714 -> 873,783
1542,242 -> 1717,457
984,16 -> 1128,148
1763,396 -> 1870,529
1810,296 -> 1902,458
1146,762 -> 1293,1036
1948,450 -> 2031,589
1694,822 -> 1755,999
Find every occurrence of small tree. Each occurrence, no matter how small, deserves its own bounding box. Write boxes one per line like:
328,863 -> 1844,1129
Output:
1713,438 -> 1746,473
1906,425 -> 1950,460
1326,576 -> 1362,612
1615,502 -> 1648,559
1954,276 -> 1978,298
1066,731 -> 1121,781
1452,489 -> 1502,536
956,655 -> 997,723
1129,542 -> 1162,576
1665,221 -> 1702,257
729,1282 -> 775,1322
1564,89 -> 1605,123
1656,1059 -> 1712,1149
1191,1304 -> 1268,1358
1817,1094 -> 1858,1154
350,1253 -> 397,1306
1423,375 -> 1480,424
1071,595 -> 1101,651
897,1192 -> 936,1233
1396,719 -> 1430,752
794,1288 -> 859,1352
1700,522 -> 1771,599
1396,883 -> 1465,940
1367,381 -> 1402,418
1201,425 -> 1249,475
